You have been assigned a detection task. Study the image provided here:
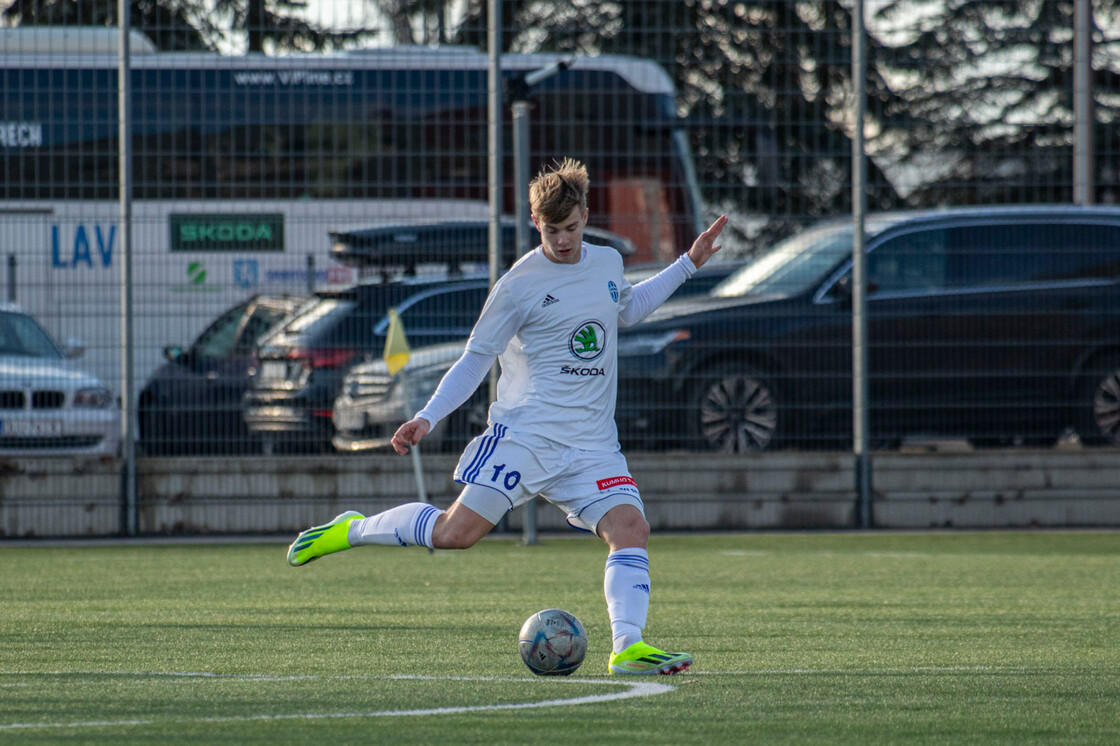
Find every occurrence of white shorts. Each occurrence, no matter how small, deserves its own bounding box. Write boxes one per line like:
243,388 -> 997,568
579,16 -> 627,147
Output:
453,422 -> 644,534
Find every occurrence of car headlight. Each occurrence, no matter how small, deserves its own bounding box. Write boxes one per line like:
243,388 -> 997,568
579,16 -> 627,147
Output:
617,329 -> 690,357
73,387 -> 113,409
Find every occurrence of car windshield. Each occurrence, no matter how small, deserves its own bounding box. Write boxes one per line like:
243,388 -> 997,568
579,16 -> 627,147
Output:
712,224 -> 854,298
0,311 -> 62,358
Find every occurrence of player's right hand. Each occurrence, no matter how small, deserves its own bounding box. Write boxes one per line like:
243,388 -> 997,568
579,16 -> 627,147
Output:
391,417 -> 431,455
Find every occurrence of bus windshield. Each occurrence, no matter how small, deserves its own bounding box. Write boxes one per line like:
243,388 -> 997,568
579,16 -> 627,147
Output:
0,46 -> 701,260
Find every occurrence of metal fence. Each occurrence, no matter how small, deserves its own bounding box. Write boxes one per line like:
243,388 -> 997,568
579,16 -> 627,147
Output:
1,1 -> 1119,535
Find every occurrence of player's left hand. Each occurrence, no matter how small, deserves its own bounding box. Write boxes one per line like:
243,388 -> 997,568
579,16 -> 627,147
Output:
686,215 -> 728,269
391,417 -> 431,455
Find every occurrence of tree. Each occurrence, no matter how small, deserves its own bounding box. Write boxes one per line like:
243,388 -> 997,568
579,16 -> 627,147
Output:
873,0 -> 1120,205
1,0 -> 383,52
1,0 -> 214,50
212,0 -> 372,53
453,0 -> 905,250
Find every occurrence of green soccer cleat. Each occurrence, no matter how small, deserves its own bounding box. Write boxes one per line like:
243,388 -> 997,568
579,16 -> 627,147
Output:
286,511 -> 364,567
608,641 -> 693,675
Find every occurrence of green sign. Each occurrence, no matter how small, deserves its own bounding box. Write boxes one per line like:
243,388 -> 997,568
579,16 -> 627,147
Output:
170,213 -> 284,252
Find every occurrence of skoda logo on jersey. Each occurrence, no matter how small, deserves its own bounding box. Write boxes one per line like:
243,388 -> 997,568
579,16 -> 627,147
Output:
608,280 -> 619,303
568,320 -> 606,361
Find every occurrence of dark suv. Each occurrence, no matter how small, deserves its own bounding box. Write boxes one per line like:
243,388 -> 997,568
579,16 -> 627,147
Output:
243,275 -> 490,451
617,206 -> 1120,452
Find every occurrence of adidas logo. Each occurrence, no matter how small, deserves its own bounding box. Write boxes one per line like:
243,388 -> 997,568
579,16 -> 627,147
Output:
541,294 -> 560,308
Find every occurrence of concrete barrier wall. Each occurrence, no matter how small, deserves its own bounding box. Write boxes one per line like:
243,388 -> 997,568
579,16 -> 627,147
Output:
1,450 -> 1118,538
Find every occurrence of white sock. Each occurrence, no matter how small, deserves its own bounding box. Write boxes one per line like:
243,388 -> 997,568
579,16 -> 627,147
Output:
347,503 -> 442,549
604,548 -> 651,654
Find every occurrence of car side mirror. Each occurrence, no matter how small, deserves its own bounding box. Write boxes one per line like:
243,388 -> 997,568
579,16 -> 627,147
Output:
63,337 -> 85,359
833,275 -> 854,306
832,275 -> 878,306
164,345 -> 184,362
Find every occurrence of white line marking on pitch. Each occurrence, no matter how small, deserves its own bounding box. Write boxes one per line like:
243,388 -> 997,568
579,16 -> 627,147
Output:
696,665 -> 1027,675
0,673 -> 674,731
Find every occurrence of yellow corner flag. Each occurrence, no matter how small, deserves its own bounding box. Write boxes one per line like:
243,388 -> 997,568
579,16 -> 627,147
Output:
383,307 -> 411,376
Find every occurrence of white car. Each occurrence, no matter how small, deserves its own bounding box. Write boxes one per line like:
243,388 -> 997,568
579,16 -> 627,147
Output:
0,305 -> 120,457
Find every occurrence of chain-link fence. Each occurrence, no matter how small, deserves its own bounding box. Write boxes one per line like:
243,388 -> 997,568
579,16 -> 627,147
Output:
1,1 -> 1118,533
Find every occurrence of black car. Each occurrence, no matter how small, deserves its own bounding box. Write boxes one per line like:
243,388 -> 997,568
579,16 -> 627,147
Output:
617,206 -> 1120,452
326,258 -> 744,454
243,275 -> 491,452
138,293 -> 308,455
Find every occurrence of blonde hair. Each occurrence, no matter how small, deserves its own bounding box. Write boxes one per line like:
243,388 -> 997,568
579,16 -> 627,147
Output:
529,158 -> 589,224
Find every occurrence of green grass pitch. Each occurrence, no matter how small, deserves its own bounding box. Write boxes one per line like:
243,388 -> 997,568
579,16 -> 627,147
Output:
2,531 -> 1119,745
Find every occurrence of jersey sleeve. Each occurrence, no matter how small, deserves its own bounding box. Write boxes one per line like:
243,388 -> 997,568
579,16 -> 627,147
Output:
415,348 -> 494,427
618,253 -> 697,326
464,277 -> 525,356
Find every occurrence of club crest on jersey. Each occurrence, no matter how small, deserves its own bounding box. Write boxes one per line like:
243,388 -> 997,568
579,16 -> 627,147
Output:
568,320 -> 606,361
608,281 -> 619,302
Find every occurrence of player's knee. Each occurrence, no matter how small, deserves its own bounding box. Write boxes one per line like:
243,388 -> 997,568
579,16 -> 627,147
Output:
624,514 -> 651,546
599,505 -> 649,549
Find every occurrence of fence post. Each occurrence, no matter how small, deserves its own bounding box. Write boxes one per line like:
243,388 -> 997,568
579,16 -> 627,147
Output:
851,0 -> 873,529
7,255 -> 14,302
118,3 -> 138,536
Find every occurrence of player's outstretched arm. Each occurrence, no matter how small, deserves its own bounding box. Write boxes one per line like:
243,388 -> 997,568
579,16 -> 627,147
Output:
388,349 -> 496,455
686,215 -> 728,269
391,417 -> 431,455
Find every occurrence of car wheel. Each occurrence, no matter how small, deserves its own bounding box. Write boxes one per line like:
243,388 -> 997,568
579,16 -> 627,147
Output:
1077,355 -> 1120,447
691,363 -> 780,453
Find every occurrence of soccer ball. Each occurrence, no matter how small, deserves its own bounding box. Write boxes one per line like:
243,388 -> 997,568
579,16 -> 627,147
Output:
518,608 -> 588,676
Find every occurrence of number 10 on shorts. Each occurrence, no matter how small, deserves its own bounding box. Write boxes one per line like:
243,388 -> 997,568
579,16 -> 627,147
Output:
490,464 -> 522,491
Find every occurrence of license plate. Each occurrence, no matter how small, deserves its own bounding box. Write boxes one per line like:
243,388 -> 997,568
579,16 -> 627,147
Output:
335,409 -> 366,431
260,361 -> 287,380
0,419 -> 63,437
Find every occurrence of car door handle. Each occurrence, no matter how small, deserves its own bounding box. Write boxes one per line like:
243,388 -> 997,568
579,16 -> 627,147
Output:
206,371 -> 220,382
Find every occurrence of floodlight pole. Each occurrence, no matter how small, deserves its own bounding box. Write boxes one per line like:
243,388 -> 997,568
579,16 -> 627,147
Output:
509,57 -> 573,546
1074,0 -> 1094,205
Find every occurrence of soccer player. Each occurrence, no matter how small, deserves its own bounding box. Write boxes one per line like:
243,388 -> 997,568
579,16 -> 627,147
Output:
288,158 -> 726,675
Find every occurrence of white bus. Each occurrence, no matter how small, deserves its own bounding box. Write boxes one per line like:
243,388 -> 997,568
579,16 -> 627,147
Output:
0,27 -> 703,394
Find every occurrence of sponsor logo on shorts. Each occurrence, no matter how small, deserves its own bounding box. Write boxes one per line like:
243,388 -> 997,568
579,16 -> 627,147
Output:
597,475 -> 637,490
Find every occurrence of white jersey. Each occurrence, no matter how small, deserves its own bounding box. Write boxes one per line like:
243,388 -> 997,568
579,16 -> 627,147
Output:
464,242 -> 634,451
